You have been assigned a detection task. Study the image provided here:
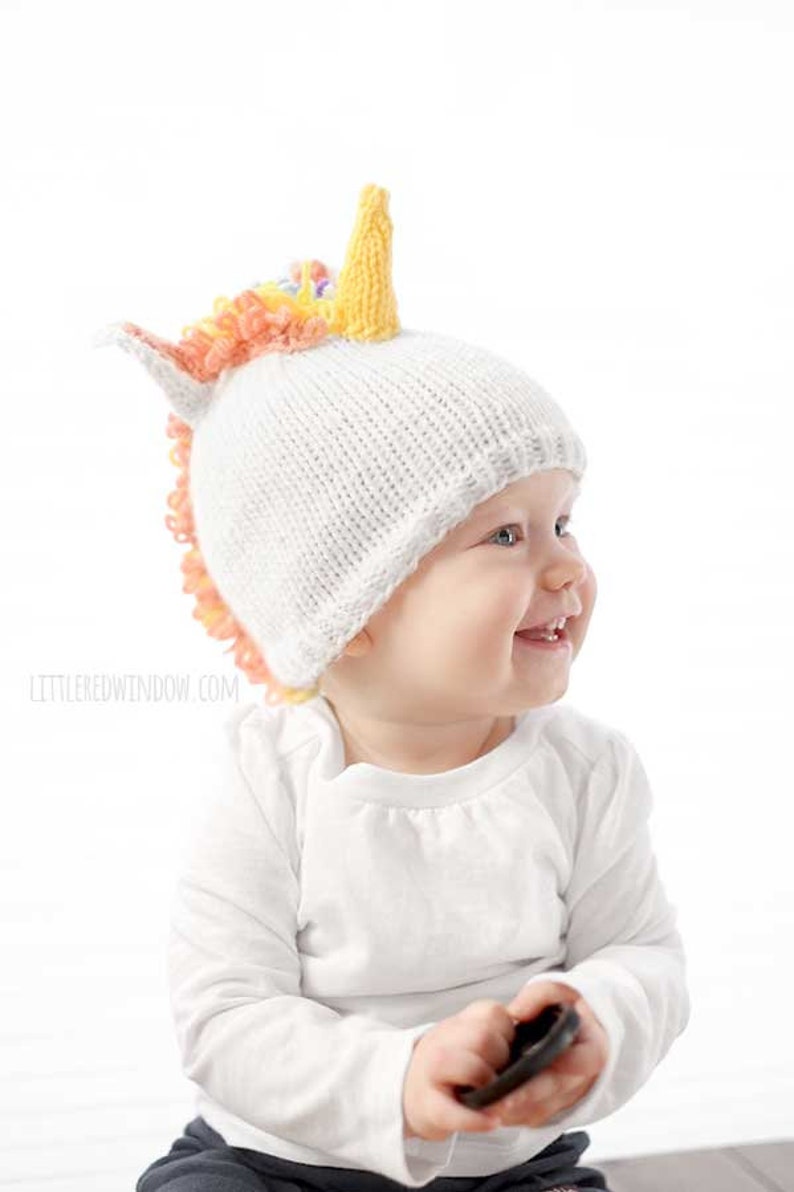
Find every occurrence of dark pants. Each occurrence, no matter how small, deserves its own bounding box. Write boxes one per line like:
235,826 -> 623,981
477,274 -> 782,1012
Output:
136,1116 -> 611,1192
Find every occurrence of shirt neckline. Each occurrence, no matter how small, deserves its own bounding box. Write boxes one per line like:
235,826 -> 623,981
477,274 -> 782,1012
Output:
300,694 -> 551,807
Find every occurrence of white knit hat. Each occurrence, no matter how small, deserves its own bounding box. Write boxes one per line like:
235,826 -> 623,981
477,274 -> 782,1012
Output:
93,184 -> 587,702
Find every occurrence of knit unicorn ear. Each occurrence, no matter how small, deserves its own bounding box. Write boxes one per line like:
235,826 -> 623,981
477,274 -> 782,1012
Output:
91,320 -> 217,428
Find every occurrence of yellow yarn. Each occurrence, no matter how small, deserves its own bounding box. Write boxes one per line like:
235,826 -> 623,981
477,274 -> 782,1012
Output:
179,183 -> 400,347
331,183 -> 401,342
180,285 -> 320,342
247,184 -> 402,343
281,684 -> 321,706
296,258 -> 314,305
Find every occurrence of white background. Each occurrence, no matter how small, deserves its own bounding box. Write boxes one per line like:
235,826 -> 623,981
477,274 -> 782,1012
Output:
2,1 -> 793,1187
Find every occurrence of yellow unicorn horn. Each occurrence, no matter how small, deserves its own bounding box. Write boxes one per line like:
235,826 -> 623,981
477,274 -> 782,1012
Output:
329,184 -> 401,342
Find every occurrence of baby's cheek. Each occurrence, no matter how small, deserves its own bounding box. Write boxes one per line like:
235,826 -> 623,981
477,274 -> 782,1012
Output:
584,559 -> 598,600
557,562 -> 593,659
577,560 -> 598,623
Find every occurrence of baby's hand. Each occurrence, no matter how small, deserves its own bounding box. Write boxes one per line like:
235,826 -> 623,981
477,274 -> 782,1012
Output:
482,980 -> 609,1129
402,999 -> 516,1141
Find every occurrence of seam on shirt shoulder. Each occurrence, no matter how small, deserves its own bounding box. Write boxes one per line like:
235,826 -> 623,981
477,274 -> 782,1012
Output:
542,704 -> 624,772
227,705 -> 300,879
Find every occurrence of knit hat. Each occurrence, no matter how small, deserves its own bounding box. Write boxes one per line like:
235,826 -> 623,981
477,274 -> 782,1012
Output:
92,183 -> 587,705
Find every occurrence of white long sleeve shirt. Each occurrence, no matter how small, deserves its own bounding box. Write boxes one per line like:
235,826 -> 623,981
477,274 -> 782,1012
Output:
167,693 -> 690,1187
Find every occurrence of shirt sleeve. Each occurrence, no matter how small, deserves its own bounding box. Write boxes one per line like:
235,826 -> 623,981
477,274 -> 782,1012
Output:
167,708 -> 455,1188
516,728 -> 691,1130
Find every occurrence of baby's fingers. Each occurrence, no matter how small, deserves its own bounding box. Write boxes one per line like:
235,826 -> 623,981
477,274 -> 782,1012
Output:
485,1072 -> 585,1128
434,1086 -> 501,1137
548,1040 -> 596,1079
430,1050 -> 505,1137
549,1031 -> 608,1085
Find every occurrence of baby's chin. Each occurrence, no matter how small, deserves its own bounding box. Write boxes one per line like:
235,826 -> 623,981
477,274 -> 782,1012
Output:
509,643 -> 573,696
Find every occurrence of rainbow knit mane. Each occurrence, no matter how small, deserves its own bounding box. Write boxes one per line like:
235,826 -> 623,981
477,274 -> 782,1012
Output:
90,184 -> 402,700
121,183 -> 401,706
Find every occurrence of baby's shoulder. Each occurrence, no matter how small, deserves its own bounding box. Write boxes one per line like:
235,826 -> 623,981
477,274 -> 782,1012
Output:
216,700 -> 303,867
222,698 -> 276,742
536,701 -> 635,774
221,699 -> 293,762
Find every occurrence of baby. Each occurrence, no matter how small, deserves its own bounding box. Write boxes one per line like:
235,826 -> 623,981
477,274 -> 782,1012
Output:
96,184 -> 689,1192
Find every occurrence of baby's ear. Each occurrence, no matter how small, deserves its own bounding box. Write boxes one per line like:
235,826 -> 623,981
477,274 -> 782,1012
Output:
91,320 -> 215,429
344,628 -> 373,658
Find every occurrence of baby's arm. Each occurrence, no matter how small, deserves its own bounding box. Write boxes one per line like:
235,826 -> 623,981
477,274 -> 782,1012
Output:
167,709 -> 450,1188
510,728 -> 691,1130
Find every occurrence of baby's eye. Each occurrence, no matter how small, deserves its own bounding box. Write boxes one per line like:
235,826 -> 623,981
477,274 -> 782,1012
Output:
487,517 -> 573,548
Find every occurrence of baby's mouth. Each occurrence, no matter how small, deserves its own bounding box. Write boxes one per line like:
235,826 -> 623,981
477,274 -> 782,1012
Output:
515,626 -> 569,644
515,618 -> 570,643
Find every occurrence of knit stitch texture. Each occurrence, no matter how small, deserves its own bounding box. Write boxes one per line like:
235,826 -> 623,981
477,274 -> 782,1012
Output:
93,184 -> 587,694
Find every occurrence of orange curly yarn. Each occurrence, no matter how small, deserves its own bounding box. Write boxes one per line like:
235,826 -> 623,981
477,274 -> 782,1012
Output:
160,272 -> 334,706
164,412 -> 319,706
163,285 -> 331,384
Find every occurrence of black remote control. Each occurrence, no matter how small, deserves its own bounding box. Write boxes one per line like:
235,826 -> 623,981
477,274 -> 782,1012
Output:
455,1003 -> 581,1110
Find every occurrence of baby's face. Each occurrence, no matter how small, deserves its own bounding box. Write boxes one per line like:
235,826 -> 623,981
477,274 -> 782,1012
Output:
321,468 -> 596,721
